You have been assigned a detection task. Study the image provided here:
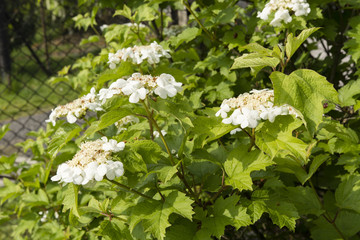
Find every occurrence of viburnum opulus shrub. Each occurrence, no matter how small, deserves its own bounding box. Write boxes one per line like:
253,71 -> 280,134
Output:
1,0 -> 360,239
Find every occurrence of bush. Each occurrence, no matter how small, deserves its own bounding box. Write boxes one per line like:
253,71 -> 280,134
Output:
1,0 -> 360,239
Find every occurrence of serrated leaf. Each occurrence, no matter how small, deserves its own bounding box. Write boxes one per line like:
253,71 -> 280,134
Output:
0,178 -> 23,204
150,164 -> 179,183
22,189 -> 49,207
240,43 -> 273,55
335,174 -> 360,214
135,4 -> 157,22
113,5 -> 132,19
165,219 -> 197,240
256,115 -> 307,162
128,140 -> 163,164
169,27 -> 201,48
196,195 -> 251,238
48,124 -> 82,158
338,78 -> 360,106
225,148 -> 273,191
192,116 -> 236,147
271,69 -> 339,135
62,183 -> 80,217
98,220 -> 123,239
285,28 -> 319,60
96,61 -> 133,88
130,191 -> 194,240
251,190 -> 299,231
231,53 -> 280,70
344,23 -> 360,63
82,108 -> 132,139
286,186 -> 324,216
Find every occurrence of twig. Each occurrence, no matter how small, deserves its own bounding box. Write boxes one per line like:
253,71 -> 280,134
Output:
106,178 -> 155,201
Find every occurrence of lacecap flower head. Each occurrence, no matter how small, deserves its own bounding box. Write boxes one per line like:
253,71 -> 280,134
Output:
45,87 -> 103,126
257,0 -> 311,27
51,137 -> 125,185
98,73 -> 182,104
216,89 -> 298,129
108,41 -> 170,69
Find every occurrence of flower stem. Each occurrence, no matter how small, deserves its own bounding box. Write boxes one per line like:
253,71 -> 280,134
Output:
106,178 -> 155,201
141,101 -> 175,165
183,0 -> 216,41
141,99 -> 201,205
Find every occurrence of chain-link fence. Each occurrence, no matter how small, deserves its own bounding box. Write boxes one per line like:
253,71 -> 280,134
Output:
0,1 -> 104,156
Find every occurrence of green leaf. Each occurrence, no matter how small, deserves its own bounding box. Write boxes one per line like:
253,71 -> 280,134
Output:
273,157 -> 308,184
285,28 -> 319,60
98,220 -> 123,239
62,183 -> 80,218
0,178 -> 23,204
192,115 -> 235,147
231,53 -> 280,70
135,4 -> 157,22
48,124 -> 82,158
286,186 -> 324,216
338,78 -> 360,106
310,217 -> 342,240
195,195 -> 251,238
335,174 -> 360,214
82,108 -> 132,139
128,140 -> 163,164
339,0 -> 360,7
0,124 -> 10,140
130,191 -> 194,240
256,115 -> 307,163
21,189 -> 49,207
344,22 -> 360,62
169,27 -> 202,48
240,43 -> 273,55
97,62 -> 133,88
251,190 -> 299,231
224,148 -> 273,191
165,219 -> 197,240
149,163 -> 179,183
334,210 -> 360,238
113,5 -> 132,19
271,69 -> 339,135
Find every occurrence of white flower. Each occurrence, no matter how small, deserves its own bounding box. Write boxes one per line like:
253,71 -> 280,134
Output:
257,0 -> 311,27
216,103 -> 231,118
107,42 -> 171,68
257,5 -> 272,20
270,8 -> 292,27
100,24 -> 109,31
101,137 -> 125,152
230,128 -> 242,135
154,74 -> 183,99
45,88 -> 102,126
217,89 -> 298,130
97,73 -> 181,104
153,130 -> 167,138
51,139 -> 125,185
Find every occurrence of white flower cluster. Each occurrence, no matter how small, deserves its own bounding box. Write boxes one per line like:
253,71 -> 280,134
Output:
108,42 -> 171,69
257,0 -> 311,27
98,73 -> 182,103
123,22 -> 146,28
45,87 -> 103,126
51,137 -> 125,185
216,89 -> 298,129
115,115 -> 140,133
